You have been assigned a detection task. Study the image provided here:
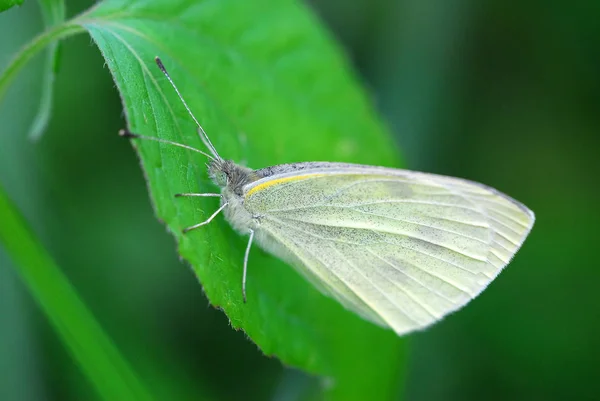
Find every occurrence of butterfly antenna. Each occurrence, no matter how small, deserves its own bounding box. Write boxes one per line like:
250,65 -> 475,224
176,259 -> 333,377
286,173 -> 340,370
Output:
155,57 -> 222,160
119,129 -> 215,160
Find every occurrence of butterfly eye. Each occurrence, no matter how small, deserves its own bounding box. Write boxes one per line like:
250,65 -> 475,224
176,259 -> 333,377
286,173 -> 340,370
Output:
215,171 -> 228,187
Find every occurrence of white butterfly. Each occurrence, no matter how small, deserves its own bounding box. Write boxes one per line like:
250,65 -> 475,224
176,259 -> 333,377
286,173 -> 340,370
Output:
121,57 -> 535,336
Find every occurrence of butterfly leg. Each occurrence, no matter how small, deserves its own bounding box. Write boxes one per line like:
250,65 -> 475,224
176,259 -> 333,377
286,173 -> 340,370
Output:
242,229 -> 255,303
182,202 -> 228,233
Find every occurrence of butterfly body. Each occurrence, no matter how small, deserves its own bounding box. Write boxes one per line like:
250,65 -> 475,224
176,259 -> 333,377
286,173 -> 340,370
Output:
209,159 -> 256,234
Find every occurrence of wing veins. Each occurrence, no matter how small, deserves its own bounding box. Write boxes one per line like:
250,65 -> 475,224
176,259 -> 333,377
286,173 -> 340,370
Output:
492,228 -> 520,247
423,213 -> 489,229
363,253 -> 440,319
490,249 -> 509,263
343,199 -> 484,212
277,230 -> 386,323
367,249 -> 469,298
330,246 -> 421,325
462,192 -> 524,212
266,216 -> 494,298
268,215 -> 492,281
486,214 -> 526,237
266,200 -> 489,217
485,207 -> 530,229
351,208 -> 491,245
264,215 -> 364,246
492,238 -> 514,253
377,237 -> 492,279
273,213 -> 488,262
366,250 -> 459,312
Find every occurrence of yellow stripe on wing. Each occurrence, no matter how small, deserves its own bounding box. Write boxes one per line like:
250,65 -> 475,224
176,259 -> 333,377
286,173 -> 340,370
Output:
246,174 -> 326,198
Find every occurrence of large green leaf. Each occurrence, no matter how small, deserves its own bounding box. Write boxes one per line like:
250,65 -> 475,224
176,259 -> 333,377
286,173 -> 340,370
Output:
2,0 -> 408,398
78,0 -> 407,399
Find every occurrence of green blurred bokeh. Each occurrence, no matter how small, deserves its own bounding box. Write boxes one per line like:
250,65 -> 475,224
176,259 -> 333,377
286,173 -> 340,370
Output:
1,1 -> 598,400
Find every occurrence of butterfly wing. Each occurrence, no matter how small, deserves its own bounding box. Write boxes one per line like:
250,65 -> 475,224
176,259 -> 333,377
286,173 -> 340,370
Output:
244,164 -> 534,335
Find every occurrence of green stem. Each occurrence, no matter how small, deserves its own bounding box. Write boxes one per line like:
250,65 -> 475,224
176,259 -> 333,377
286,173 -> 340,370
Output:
0,22 -> 84,104
0,185 -> 153,401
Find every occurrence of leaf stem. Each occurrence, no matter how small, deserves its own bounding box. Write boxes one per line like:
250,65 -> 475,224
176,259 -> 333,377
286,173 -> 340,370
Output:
28,0 -> 67,140
0,22 -> 84,106
0,184 -> 154,401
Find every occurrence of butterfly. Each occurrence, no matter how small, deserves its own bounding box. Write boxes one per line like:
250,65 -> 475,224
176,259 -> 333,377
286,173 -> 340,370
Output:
120,57 -> 535,335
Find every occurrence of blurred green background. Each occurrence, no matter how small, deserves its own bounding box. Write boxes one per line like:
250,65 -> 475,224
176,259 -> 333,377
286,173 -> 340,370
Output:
1,0 -> 598,400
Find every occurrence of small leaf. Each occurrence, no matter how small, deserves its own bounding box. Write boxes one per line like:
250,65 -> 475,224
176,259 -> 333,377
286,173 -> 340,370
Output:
76,0 -> 407,398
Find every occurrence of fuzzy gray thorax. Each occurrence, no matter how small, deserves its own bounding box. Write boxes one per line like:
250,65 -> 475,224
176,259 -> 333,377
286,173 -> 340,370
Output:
208,159 -> 258,234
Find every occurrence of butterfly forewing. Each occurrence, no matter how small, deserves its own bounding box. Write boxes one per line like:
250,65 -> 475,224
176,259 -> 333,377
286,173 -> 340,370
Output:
244,164 -> 534,335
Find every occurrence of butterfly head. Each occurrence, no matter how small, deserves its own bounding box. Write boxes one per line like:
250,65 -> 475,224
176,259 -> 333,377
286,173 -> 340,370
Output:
208,159 -> 256,195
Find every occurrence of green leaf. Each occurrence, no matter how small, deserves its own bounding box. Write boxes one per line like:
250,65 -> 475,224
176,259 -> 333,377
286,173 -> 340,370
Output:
74,0 -> 408,399
0,184 -> 153,401
0,0 -> 23,13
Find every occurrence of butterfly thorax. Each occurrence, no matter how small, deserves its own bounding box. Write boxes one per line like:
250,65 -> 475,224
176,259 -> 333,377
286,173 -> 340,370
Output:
208,159 -> 259,234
